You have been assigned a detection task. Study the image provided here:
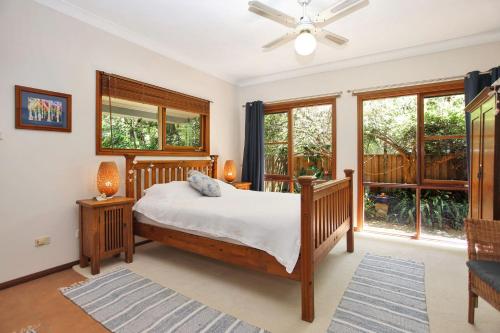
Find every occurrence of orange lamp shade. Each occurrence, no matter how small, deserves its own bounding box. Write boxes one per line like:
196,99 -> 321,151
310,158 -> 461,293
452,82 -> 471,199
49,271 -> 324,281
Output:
223,160 -> 237,183
97,161 -> 120,196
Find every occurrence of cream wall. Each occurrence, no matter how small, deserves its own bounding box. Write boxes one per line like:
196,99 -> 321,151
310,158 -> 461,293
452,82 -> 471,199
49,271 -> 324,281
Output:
0,0 -> 239,283
238,41 -> 500,227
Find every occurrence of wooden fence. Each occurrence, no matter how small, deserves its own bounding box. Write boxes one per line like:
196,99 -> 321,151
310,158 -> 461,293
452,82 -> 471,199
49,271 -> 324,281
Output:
265,155 -> 333,177
363,154 -> 466,183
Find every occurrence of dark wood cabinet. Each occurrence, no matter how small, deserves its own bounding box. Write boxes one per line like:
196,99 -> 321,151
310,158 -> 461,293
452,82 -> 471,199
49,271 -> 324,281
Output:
466,87 -> 500,220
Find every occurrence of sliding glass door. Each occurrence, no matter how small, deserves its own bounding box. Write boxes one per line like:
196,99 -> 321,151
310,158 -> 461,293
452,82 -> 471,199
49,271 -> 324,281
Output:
363,95 -> 418,235
358,82 -> 468,240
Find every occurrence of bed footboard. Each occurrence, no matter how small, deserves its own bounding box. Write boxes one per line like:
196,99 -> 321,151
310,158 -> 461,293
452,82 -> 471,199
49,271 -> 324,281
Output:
298,169 -> 354,322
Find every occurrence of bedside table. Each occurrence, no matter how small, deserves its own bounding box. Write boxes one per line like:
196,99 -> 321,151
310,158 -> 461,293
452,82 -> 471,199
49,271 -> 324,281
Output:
230,182 -> 252,190
76,196 -> 135,275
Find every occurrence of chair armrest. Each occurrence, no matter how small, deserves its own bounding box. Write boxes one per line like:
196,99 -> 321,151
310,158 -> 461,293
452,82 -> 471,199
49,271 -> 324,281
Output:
465,219 -> 500,262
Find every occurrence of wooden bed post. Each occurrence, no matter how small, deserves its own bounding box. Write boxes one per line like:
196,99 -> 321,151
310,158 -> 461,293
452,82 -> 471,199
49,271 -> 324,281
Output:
298,175 -> 315,322
210,155 -> 219,179
344,169 -> 355,253
125,155 -> 135,198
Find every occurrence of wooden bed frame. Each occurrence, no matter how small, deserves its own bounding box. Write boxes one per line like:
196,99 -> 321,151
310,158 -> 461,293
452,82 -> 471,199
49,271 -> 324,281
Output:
125,154 -> 354,322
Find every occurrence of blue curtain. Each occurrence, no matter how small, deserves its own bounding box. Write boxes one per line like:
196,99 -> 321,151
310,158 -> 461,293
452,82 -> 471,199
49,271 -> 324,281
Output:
242,101 -> 265,191
464,67 -> 500,181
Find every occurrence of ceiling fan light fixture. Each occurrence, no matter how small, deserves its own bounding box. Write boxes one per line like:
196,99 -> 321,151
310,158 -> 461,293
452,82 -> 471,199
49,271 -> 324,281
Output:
294,31 -> 316,56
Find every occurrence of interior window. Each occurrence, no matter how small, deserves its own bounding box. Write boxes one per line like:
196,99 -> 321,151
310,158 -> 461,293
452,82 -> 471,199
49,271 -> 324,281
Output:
96,71 -> 209,156
101,97 -> 160,151
165,108 -> 202,149
264,99 -> 336,193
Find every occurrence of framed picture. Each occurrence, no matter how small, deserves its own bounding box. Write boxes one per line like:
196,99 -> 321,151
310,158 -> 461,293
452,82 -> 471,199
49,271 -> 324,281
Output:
15,85 -> 72,132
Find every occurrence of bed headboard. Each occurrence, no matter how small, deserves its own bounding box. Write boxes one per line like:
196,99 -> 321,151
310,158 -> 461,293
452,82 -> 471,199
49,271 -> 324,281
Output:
124,154 -> 218,201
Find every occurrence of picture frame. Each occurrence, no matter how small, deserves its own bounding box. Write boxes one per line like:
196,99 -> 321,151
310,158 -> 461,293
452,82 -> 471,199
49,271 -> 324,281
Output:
15,85 -> 72,132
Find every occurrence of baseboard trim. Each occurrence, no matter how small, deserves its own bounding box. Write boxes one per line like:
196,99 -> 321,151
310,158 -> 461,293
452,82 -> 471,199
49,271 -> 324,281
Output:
0,260 -> 79,291
135,239 -> 153,247
0,240 -> 154,291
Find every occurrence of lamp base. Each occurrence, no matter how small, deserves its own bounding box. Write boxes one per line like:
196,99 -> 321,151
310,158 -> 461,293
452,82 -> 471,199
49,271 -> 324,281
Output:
95,193 -> 114,201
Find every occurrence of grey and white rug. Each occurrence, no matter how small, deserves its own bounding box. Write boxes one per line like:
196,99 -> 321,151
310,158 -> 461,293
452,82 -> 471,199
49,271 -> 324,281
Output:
327,253 -> 429,333
61,268 -> 269,333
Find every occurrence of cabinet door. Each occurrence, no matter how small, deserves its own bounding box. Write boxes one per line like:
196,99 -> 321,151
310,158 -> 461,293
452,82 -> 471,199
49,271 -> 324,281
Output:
480,98 -> 495,219
470,107 -> 482,219
100,206 -> 125,256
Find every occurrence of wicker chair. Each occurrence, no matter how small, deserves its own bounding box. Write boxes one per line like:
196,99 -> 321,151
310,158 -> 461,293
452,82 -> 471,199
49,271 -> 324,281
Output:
465,218 -> 500,324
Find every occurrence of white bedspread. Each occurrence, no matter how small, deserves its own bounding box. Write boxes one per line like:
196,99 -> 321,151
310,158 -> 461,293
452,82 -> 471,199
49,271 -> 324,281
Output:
133,180 -> 301,273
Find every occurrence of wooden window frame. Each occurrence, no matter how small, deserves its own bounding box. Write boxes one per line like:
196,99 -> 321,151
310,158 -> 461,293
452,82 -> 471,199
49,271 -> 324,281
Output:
420,90 -> 467,186
264,97 -> 337,192
96,71 -> 210,157
356,80 -> 467,238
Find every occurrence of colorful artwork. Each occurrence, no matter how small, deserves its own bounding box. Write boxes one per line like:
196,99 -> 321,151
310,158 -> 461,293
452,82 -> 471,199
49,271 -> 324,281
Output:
16,86 -> 72,132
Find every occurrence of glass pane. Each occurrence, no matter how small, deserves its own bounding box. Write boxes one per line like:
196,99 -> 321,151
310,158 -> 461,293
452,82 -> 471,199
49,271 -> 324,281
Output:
423,94 -> 466,181
424,139 -> 467,181
102,96 -> 159,150
424,94 -> 465,136
364,186 -> 416,236
420,190 -> 467,240
264,113 -> 288,143
265,143 -> 288,175
165,108 -> 201,147
264,180 -> 291,193
363,96 -> 417,184
293,105 -> 333,181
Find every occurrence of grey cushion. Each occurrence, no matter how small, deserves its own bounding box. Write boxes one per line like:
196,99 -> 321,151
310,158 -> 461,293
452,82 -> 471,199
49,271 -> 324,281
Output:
467,260 -> 500,292
187,170 -> 221,197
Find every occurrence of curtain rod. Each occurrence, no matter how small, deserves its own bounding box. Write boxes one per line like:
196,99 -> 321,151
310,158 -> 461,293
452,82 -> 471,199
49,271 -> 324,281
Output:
241,91 -> 342,108
347,75 -> 464,95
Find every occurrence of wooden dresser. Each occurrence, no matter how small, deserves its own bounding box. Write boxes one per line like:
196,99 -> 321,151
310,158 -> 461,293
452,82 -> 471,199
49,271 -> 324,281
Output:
465,86 -> 500,219
76,197 -> 135,274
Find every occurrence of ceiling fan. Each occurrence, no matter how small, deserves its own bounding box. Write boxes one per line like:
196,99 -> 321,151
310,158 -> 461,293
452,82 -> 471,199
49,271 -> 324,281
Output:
248,0 -> 369,56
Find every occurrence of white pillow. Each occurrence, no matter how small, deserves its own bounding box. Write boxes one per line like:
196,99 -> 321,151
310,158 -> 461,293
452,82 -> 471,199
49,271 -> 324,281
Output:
144,181 -> 201,200
187,170 -> 221,197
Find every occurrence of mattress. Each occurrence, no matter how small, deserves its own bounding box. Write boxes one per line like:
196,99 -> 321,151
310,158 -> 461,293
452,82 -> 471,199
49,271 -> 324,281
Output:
132,180 -> 301,273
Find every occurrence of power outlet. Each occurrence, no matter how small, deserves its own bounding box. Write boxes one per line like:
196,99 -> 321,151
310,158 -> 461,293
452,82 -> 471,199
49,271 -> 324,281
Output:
35,236 -> 51,247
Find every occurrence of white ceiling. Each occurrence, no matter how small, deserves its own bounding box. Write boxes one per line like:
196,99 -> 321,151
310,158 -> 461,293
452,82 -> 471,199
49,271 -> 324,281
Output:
36,0 -> 500,85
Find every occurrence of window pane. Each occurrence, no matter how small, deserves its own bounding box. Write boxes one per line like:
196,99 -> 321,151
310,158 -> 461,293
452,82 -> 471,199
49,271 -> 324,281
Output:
293,105 -> 333,181
363,96 -> 417,184
364,186 -> 416,235
165,108 -> 201,147
420,189 -> 467,240
264,180 -> 291,193
265,143 -> 288,175
102,97 -> 159,150
424,94 -> 465,136
424,139 -> 467,181
265,112 -> 288,176
264,113 -> 288,143
423,94 -> 466,181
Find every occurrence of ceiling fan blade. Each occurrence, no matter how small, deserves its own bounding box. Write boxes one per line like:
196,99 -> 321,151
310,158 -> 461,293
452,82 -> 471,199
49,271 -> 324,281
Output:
248,1 -> 297,28
317,30 -> 349,45
316,0 -> 369,28
262,32 -> 298,51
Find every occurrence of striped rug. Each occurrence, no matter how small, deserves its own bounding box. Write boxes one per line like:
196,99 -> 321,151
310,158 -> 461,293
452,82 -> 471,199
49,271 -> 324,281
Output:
61,268 -> 269,333
327,253 -> 429,333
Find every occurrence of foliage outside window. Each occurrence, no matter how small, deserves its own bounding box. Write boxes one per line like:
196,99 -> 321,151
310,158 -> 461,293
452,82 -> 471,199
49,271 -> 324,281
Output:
165,108 -> 202,149
96,71 -> 209,156
264,99 -> 336,193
